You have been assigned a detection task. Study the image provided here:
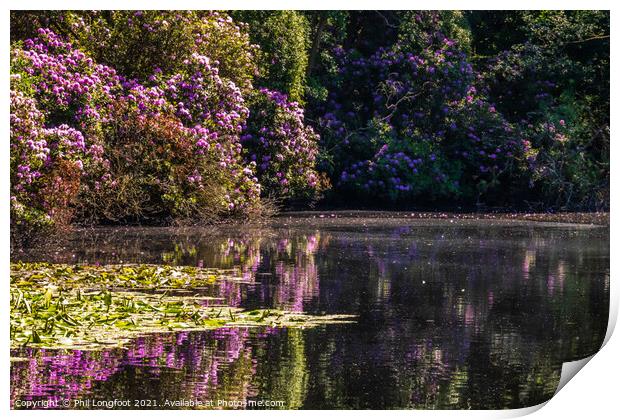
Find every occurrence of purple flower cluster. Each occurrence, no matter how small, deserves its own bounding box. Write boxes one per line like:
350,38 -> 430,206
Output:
10,86 -> 95,229
153,53 -> 261,210
243,88 -> 322,199
14,28 -> 121,129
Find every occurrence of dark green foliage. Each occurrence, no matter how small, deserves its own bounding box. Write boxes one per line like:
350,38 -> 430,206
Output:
232,10 -> 310,102
477,11 -> 609,209
398,11 -> 472,53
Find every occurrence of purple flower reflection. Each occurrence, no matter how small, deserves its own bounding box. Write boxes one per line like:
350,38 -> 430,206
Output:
11,327 -> 282,409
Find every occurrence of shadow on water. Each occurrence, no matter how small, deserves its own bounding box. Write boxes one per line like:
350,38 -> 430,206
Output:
11,217 -> 609,409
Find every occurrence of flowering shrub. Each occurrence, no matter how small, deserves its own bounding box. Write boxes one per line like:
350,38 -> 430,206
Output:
243,88 -> 323,201
10,87 -> 91,241
11,27 -> 263,238
153,52 -> 261,213
156,53 -> 249,131
518,118 -> 606,209
397,11 -> 472,53
78,102 -> 255,223
190,11 -> 259,91
482,44 -> 562,122
477,11 -> 610,209
480,45 -> 609,209
317,35 -> 527,204
10,27 -> 123,152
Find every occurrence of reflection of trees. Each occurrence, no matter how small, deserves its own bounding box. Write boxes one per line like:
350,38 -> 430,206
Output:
11,328 -> 269,409
299,223 -> 609,409
11,221 -> 609,409
17,226 -> 323,313
252,329 -> 309,409
11,327 -> 313,410
11,346 -> 126,407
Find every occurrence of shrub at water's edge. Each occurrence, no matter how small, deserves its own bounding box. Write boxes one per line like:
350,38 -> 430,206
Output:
308,11 -> 608,209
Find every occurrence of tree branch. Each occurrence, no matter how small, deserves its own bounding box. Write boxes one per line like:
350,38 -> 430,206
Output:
564,34 -> 610,45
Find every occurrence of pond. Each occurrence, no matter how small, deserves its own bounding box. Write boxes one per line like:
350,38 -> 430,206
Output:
10,215 -> 610,409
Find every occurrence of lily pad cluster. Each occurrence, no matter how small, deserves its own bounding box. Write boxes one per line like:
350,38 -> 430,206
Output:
10,262 -> 356,350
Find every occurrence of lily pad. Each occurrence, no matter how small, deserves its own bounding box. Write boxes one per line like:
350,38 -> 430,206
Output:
10,262 -> 356,350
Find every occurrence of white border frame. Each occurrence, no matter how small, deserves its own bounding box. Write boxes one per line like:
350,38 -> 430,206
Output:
2,2 -> 617,419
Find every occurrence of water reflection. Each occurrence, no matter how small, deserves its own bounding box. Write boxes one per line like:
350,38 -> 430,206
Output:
11,218 -> 609,409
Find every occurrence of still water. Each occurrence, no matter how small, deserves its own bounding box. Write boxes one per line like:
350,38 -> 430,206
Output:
11,215 -> 610,409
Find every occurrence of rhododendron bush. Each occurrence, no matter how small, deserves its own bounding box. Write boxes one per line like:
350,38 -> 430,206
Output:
10,87 -> 88,239
243,88 -> 324,200
10,18 -> 324,241
315,28 -> 528,204
306,10 -> 607,208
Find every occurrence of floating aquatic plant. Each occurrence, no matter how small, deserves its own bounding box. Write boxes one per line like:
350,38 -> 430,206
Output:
10,262 -> 356,350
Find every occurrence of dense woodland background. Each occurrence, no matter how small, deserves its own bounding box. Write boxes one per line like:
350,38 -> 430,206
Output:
10,11 -> 610,242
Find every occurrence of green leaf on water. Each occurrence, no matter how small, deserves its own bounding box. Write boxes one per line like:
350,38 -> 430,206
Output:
43,288 -> 53,307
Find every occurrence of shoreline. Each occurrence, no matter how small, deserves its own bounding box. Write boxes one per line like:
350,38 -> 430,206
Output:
275,210 -> 610,226
11,211 -> 609,253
